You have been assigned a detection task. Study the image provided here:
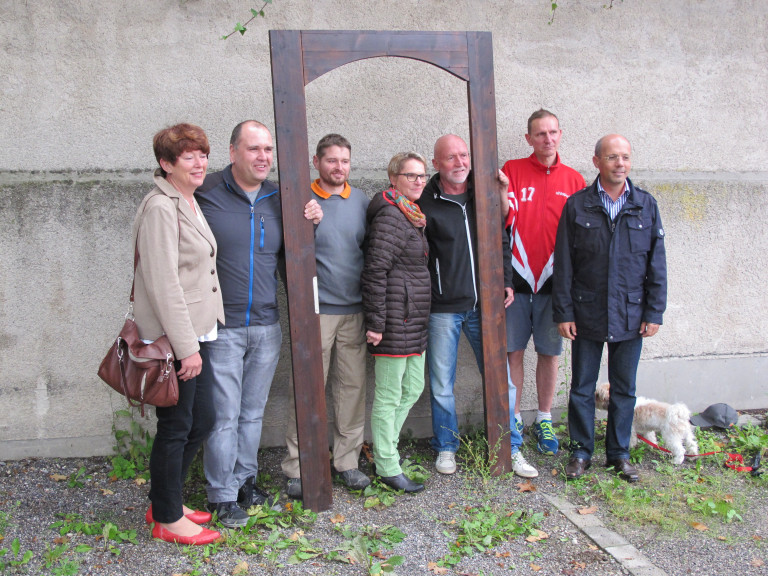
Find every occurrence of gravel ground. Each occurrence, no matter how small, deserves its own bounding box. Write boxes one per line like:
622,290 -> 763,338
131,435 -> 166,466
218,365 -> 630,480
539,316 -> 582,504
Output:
1,414 -> 766,576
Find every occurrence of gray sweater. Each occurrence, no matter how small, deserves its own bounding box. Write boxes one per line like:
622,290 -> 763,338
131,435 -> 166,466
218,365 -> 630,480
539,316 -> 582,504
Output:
313,183 -> 369,314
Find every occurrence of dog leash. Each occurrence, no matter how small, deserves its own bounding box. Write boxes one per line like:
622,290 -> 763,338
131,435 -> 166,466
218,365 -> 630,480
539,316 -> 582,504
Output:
635,434 -> 756,473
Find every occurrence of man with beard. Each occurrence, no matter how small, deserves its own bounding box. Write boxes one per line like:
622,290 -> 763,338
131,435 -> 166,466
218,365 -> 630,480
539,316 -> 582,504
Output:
281,134 -> 371,498
416,134 -> 538,479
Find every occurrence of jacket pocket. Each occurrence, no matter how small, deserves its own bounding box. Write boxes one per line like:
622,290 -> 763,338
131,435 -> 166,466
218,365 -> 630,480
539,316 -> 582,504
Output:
184,288 -> 202,304
573,214 -> 603,253
572,288 -> 600,329
626,290 -> 644,331
627,217 -> 652,253
403,279 -> 411,322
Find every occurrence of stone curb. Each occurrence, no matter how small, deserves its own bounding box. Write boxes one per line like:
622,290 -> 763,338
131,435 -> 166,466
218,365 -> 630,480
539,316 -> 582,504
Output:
543,493 -> 669,576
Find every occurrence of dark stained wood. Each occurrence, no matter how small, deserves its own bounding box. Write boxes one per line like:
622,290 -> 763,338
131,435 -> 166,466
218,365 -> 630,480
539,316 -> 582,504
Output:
300,31 -> 470,83
465,32 -> 511,474
269,30 -> 510,507
269,29 -> 333,512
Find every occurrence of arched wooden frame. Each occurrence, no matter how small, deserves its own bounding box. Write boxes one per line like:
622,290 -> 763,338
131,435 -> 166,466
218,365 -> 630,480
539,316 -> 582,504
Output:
269,30 -> 510,511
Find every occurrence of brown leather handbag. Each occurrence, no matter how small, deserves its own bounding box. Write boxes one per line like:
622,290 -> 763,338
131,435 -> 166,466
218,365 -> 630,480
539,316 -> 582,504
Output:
98,220 -> 179,416
97,315 -> 178,417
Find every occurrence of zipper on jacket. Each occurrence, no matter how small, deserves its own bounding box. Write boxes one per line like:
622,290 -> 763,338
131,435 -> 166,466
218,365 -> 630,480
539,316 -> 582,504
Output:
439,196 -> 478,308
246,204 -> 255,326
436,258 -> 443,295
260,215 -> 265,250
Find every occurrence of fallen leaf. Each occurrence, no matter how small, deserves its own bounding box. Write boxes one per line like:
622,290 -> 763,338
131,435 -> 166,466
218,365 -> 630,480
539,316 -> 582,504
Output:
288,530 -> 304,541
54,536 -> 69,545
754,535 -> 764,542
448,502 -> 456,509
134,478 -> 146,486
690,522 -> 708,531
285,502 -> 293,512
551,468 -> 559,476
530,563 -> 542,571
750,558 -> 765,568
570,560 -> 586,569
495,551 -> 511,558
516,481 -> 536,493
525,529 -> 549,543
232,561 -> 248,575
100,488 -> 114,496
723,494 -> 733,503
50,474 -> 68,482
371,551 -> 386,559
124,506 -> 135,511
588,545 -> 598,550
717,536 -> 727,541
578,505 -> 598,515
330,514 -> 345,524
427,561 -> 449,574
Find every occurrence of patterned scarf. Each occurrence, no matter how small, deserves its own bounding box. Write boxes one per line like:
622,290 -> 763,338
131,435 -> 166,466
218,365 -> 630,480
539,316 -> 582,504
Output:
384,188 -> 426,228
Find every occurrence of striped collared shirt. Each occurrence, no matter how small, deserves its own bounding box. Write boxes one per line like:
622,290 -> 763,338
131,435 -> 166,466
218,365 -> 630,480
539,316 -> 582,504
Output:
597,178 -> 630,220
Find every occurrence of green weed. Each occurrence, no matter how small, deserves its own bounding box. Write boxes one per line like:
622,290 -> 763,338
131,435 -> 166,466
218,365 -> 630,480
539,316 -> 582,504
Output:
439,505 -> 543,568
727,423 -> 768,455
49,512 -> 138,555
0,538 -> 34,570
110,409 -> 153,480
67,466 -> 91,488
457,425 -> 509,486
327,525 -> 406,575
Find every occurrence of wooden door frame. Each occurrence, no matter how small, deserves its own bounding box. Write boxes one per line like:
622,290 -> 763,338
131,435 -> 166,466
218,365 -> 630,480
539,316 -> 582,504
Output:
269,30 -> 510,512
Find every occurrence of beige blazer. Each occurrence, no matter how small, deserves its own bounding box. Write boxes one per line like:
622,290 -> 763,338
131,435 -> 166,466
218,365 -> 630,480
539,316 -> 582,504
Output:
132,169 -> 225,360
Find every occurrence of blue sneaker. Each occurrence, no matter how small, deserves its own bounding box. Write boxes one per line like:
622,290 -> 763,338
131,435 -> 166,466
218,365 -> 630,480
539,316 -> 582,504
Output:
533,419 -> 559,455
515,418 -> 524,437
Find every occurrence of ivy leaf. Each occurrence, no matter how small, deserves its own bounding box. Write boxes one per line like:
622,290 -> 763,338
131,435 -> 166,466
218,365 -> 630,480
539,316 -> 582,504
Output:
250,8 -> 260,17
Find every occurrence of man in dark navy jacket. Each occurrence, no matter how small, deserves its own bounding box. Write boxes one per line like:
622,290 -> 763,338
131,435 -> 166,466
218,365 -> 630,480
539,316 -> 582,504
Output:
553,134 -> 667,483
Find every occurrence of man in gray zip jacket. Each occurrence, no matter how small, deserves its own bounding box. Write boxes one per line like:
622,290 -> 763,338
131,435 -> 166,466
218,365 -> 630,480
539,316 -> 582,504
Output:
196,120 -> 322,528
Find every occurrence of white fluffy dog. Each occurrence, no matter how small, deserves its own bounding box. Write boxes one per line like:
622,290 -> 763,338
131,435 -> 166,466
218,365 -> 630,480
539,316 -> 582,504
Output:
595,382 -> 698,465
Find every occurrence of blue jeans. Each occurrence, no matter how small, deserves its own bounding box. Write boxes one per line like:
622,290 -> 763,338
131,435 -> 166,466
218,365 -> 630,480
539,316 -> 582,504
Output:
427,310 -> 523,454
200,323 -> 282,503
568,336 -> 643,461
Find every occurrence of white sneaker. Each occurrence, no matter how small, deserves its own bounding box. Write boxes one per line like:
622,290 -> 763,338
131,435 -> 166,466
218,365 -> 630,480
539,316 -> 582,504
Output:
512,451 -> 538,478
436,451 -> 457,475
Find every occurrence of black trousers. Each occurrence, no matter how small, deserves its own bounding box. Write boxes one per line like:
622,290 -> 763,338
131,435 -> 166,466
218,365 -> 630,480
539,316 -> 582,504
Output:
149,373 -> 214,523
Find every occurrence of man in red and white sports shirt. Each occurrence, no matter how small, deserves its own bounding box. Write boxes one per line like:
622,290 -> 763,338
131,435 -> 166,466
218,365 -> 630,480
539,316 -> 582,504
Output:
502,109 -> 585,455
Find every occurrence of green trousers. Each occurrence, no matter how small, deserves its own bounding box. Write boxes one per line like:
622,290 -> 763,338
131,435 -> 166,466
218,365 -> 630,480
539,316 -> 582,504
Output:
371,353 -> 426,477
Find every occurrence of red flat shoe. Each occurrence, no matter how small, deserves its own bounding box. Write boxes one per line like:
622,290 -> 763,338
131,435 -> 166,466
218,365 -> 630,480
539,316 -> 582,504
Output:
146,505 -> 212,525
151,523 -> 220,546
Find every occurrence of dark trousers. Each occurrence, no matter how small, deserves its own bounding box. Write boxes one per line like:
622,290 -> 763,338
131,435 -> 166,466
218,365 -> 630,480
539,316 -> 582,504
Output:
149,373 -> 214,523
568,336 -> 643,461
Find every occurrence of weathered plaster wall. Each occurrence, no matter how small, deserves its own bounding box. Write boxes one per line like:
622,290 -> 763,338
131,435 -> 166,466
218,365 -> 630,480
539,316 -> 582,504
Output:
1,0 -> 766,458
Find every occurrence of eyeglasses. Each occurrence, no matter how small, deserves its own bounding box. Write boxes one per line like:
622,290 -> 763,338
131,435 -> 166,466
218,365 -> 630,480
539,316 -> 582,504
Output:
398,173 -> 429,182
603,154 -> 631,163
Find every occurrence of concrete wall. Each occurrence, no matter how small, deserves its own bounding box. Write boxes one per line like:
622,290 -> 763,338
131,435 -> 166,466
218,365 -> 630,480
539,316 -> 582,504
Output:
1,0 -> 767,458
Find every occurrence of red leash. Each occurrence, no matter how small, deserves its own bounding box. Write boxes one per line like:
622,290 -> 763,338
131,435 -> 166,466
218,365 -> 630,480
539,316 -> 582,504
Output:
636,434 -> 753,472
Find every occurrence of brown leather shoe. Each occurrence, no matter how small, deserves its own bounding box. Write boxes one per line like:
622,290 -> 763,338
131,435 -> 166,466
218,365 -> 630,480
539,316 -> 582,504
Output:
605,458 -> 639,482
565,457 -> 591,480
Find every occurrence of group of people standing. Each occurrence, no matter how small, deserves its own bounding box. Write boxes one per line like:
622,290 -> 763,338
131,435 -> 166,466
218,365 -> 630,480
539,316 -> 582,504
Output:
130,110 -> 666,546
